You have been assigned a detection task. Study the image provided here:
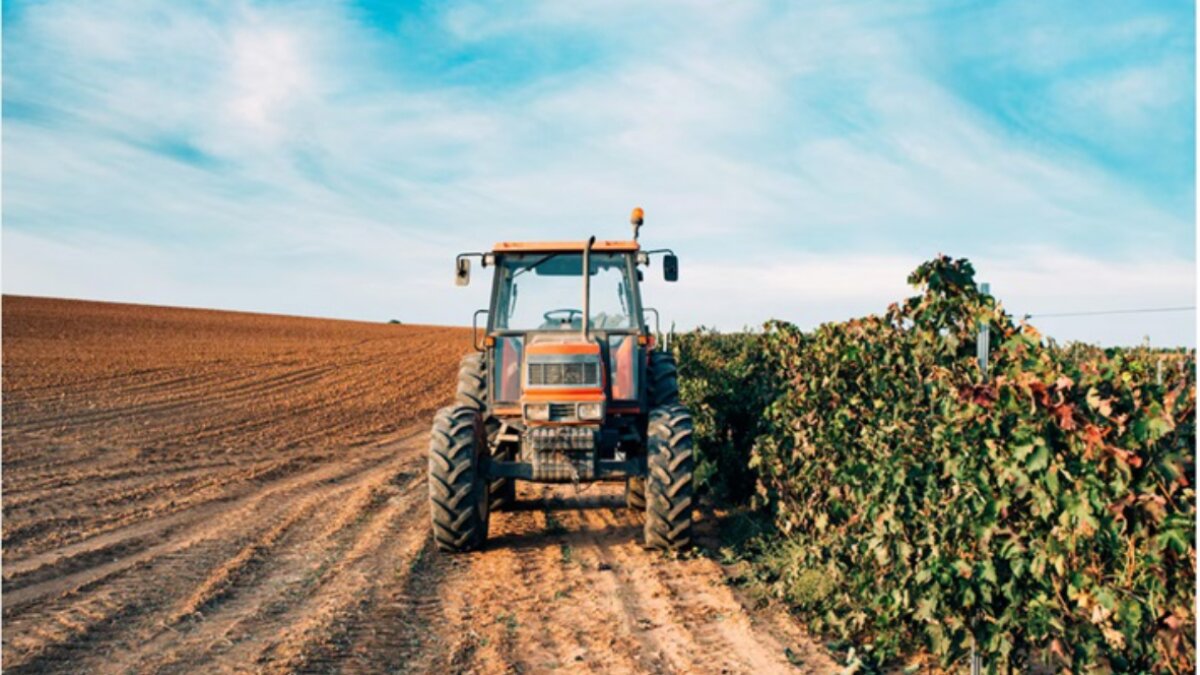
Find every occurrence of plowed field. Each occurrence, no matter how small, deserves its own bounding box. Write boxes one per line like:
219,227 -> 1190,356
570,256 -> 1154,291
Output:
2,295 -> 833,674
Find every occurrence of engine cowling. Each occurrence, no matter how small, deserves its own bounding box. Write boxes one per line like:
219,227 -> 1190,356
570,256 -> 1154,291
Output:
520,336 -> 605,425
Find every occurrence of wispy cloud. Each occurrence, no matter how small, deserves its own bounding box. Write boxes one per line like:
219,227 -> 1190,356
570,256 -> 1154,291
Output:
2,0 -> 1194,345
659,250 -> 1194,346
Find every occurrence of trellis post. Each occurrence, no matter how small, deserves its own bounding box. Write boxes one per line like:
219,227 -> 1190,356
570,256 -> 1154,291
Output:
971,282 -> 990,675
977,282 -> 991,377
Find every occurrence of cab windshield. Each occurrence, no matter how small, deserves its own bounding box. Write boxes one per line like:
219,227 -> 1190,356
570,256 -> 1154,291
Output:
492,252 -> 638,331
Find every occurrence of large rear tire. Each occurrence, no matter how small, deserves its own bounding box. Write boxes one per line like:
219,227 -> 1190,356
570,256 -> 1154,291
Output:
429,406 -> 489,552
456,353 -> 487,411
644,404 -> 694,550
647,350 -> 680,407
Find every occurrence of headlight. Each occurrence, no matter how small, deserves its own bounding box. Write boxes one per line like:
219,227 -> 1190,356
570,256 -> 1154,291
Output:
577,402 -> 604,420
524,403 -> 550,421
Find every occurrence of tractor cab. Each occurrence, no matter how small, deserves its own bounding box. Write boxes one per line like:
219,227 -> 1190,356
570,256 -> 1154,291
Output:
484,240 -> 650,426
430,209 -> 693,553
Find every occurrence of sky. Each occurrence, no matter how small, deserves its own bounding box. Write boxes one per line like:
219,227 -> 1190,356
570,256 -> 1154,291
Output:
2,0 -> 1196,346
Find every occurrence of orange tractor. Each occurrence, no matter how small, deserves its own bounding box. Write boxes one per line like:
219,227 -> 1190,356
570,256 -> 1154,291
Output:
428,209 -> 694,552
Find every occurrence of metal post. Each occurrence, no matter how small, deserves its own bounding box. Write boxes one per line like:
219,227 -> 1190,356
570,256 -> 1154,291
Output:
972,282 -> 989,675
977,282 -> 991,376
1157,358 -> 1164,386
581,235 -> 595,340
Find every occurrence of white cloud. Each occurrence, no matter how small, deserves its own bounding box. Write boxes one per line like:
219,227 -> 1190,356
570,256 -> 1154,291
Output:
225,26 -> 313,138
1055,63 -> 1188,131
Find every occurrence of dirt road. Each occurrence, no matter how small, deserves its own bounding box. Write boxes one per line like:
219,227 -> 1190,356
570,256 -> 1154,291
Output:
2,296 -> 834,674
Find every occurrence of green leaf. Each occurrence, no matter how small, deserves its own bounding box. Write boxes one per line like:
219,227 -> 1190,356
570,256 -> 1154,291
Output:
1027,445 -> 1050,473
915,597 -> 937,622
952,560 -> 973,579
979,561 -> 998,586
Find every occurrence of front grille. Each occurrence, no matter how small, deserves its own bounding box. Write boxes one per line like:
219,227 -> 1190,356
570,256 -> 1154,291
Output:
528,361 -> 599,387
548,403 -> 576,421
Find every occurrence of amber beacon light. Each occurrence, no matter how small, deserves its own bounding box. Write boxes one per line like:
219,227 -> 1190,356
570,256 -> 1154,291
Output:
630,206 -> 644,241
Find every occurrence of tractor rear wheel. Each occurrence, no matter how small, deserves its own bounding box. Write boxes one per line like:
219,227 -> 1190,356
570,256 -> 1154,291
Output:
456,353 -> 487,410
429,405 -> 489,552
644,404 -> 694,550
624,476 -> 646,510
458,353 -> 517,511
647,350 -> 680,406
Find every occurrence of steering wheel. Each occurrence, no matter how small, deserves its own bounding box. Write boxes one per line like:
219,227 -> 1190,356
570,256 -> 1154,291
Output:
544,309 -> 582,325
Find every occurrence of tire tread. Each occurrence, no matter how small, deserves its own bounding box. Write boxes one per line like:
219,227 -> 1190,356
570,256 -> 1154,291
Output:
644,403 -> 694,550
428,405 -> 488,552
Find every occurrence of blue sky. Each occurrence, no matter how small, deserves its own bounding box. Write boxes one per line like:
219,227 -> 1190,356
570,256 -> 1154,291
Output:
3,0 -> 1195,345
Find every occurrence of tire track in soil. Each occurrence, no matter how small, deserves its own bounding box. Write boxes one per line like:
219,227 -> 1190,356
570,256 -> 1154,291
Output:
561,490 -> 732,674
0,445 -> 412,674
3,458 -> 248,510
592,507 -> 788,674
3,451 -> 333,559
89,438 -> 430,675
524,487 -> 653,673
2,438 -> 410,600
411,481 -> 834,675
2,441 -> 410,556
244,466 -> 432,673
4,444 -> 385,590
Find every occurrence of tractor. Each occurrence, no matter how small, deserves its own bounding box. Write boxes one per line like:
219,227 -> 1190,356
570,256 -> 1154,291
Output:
428,208 -> 694,552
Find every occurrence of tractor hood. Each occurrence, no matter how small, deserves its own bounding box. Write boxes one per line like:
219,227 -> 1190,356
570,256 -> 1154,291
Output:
526,333 -> 602,351
519,335 -> 605,424
522,335 -> 605,393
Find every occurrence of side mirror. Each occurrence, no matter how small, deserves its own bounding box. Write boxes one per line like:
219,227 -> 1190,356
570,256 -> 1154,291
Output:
455,257 -> 471,286
663,254 -> 678,282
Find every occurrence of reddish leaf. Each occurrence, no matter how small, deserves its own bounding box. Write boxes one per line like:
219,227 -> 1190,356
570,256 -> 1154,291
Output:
1105,445 -> 1144,469
1052,403 -> 1077,430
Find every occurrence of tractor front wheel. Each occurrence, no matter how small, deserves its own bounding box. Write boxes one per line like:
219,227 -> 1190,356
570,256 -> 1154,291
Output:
429,405 -> 489,552
644,404 -> 694,550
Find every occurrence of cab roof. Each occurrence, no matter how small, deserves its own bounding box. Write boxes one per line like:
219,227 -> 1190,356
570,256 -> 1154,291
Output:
492,240 -> 640,254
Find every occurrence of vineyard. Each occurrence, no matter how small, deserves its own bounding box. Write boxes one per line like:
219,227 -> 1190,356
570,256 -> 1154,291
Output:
674,256 -> 1196,672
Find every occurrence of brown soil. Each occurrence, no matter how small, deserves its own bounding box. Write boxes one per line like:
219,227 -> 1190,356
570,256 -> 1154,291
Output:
2,295 -> 835,674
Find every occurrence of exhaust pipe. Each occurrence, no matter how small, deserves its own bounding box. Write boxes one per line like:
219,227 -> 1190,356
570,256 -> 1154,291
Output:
582,235 -> 595,340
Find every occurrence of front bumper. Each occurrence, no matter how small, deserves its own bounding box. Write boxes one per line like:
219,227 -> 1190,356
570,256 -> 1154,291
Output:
527,425 -> 598,451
